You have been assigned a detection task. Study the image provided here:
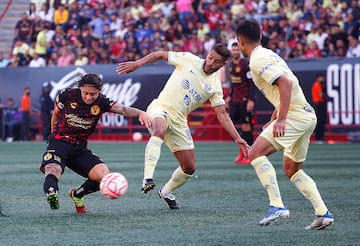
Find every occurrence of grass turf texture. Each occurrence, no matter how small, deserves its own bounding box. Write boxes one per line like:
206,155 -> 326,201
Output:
0,141 -> 359,245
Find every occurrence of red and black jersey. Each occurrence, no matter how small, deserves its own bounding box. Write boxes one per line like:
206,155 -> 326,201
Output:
228,58 -> 254,103
52,88 -> 114,146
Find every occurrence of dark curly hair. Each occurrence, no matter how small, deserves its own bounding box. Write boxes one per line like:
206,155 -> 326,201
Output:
78,73 -> 103,90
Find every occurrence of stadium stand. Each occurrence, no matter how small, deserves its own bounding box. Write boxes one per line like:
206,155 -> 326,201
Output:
0,0 -> 359,67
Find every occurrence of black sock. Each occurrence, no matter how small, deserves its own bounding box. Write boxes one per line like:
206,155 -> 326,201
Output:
74,179 -> 100,198
43,174 -> 59,194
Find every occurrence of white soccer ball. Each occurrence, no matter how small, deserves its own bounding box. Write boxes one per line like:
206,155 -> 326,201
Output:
100,172 -> 128,199
132,132 -> 143,142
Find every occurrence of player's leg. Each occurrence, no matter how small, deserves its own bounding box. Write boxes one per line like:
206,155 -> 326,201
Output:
229,102 -> 242,163
41,139 -> 67,211
43,162 -> 62,210
142,116 -> 167,193
284,119 -> 333,229
158,125 -> 194,209
159,150 -> 195,209
248,124 -> 289,226
68,149 -> 109,213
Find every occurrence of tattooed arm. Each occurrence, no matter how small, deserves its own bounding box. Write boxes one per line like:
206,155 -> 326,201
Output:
110,102 -> 152,128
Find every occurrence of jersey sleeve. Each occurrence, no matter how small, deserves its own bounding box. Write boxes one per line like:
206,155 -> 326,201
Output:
250,57 -> 283,85
55,89 -> 68,110
168,51 -> 199,67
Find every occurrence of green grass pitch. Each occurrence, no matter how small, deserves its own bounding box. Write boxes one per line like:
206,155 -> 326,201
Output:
0,141 -> 359,245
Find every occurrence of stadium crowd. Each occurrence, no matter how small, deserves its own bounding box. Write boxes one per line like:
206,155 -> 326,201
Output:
2,0 -> 360,68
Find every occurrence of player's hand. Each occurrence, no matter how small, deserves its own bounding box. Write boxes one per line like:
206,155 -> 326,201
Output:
234,138 -> 250,156
138,111 -> 152,129
116,61 -> 138,75
273,118 -> 286,137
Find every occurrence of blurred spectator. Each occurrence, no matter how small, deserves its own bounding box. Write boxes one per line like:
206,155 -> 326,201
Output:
160,0 -> 175,18
203,32 -> 215,54
176,0 -> 195,31
4,98 -> 22,142
88,10 -> 110,39
110,12 -> 122,33
346,34 -> 360,57
74,50 -> 89,66
35,22 -> 50,58
53,4 -> 69,31
66,2 -> 81,32
11,40 -> 31,66
57,47 -> 74,66
26,2 -> 38,22
334,39 -> 347,56
21,87 -> 32,141
38,2 -> 54,23
129,0 -> 145,22
199,2 -> 223,39
0,52 -> 10,68
321,38 -> 336,57
305,40 -> 322,58
78,3 -> 94,27
14,12 -> 33,44
39,82 -> 53,141
29,52 -> 46,67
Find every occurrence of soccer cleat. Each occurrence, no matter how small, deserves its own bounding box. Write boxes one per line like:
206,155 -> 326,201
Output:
233,152 -> 244,163
141,178 -> 156,194
47,191 -> 60,210
305,211 -> 334,230
234,152 -> 251,165
158,188 -> 180,209
259,206 -> 290,226
69,188 -> 87,214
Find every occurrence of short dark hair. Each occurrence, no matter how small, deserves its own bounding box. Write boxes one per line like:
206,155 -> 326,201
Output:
78,74 -> 103,90
236,19 -> 261,43
213,43 -> 231,60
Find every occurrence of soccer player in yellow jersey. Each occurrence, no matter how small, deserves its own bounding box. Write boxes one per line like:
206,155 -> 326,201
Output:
236,19 -> 334,230
116,44 -> 249,209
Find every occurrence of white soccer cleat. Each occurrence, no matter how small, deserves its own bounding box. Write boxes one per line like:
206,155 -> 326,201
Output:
259,206 -> 290,226
305,211 -> 334,230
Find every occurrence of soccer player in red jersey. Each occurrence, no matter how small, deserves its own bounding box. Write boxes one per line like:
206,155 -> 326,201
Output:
40,73 -> 152,213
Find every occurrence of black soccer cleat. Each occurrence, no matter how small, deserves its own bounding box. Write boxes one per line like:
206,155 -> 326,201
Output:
158,188 -> 180,209
141,178 -> 156,194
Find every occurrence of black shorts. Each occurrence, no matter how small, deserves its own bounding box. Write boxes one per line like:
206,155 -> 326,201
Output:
229,101 -> 253,125
40,138 -> 103,178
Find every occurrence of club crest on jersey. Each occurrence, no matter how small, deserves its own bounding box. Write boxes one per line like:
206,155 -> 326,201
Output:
204,83 -> 211,92
43,152 -> 52,161
70,102 -> 78,109
91,105 -> 100,115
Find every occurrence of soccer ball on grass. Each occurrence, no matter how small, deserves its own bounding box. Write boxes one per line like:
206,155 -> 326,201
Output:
100,172 -> 128,199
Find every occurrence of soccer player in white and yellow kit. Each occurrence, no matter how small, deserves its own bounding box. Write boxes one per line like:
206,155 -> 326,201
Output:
116,44 -> 249,209
236,19 -> 334,230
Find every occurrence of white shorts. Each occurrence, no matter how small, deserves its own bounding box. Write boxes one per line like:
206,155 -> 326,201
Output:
260,115 -> 317,162
147,103 -> 194,152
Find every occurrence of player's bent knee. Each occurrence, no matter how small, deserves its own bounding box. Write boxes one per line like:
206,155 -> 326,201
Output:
88,163 -> 110,182
44,163 -> 62,178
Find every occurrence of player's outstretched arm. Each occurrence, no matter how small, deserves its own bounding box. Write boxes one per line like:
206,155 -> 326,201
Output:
116,51 -> 168,75
111,102 -> 152,129
214,105 -> 250,155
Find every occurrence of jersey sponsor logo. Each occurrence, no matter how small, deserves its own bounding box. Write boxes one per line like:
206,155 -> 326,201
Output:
70,102 -> 78,109
259,63 -> 273,77
91,105 -> 100,115
181,79 -> 190,89
183,95 -> 191,106
66,114 -> 94,129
